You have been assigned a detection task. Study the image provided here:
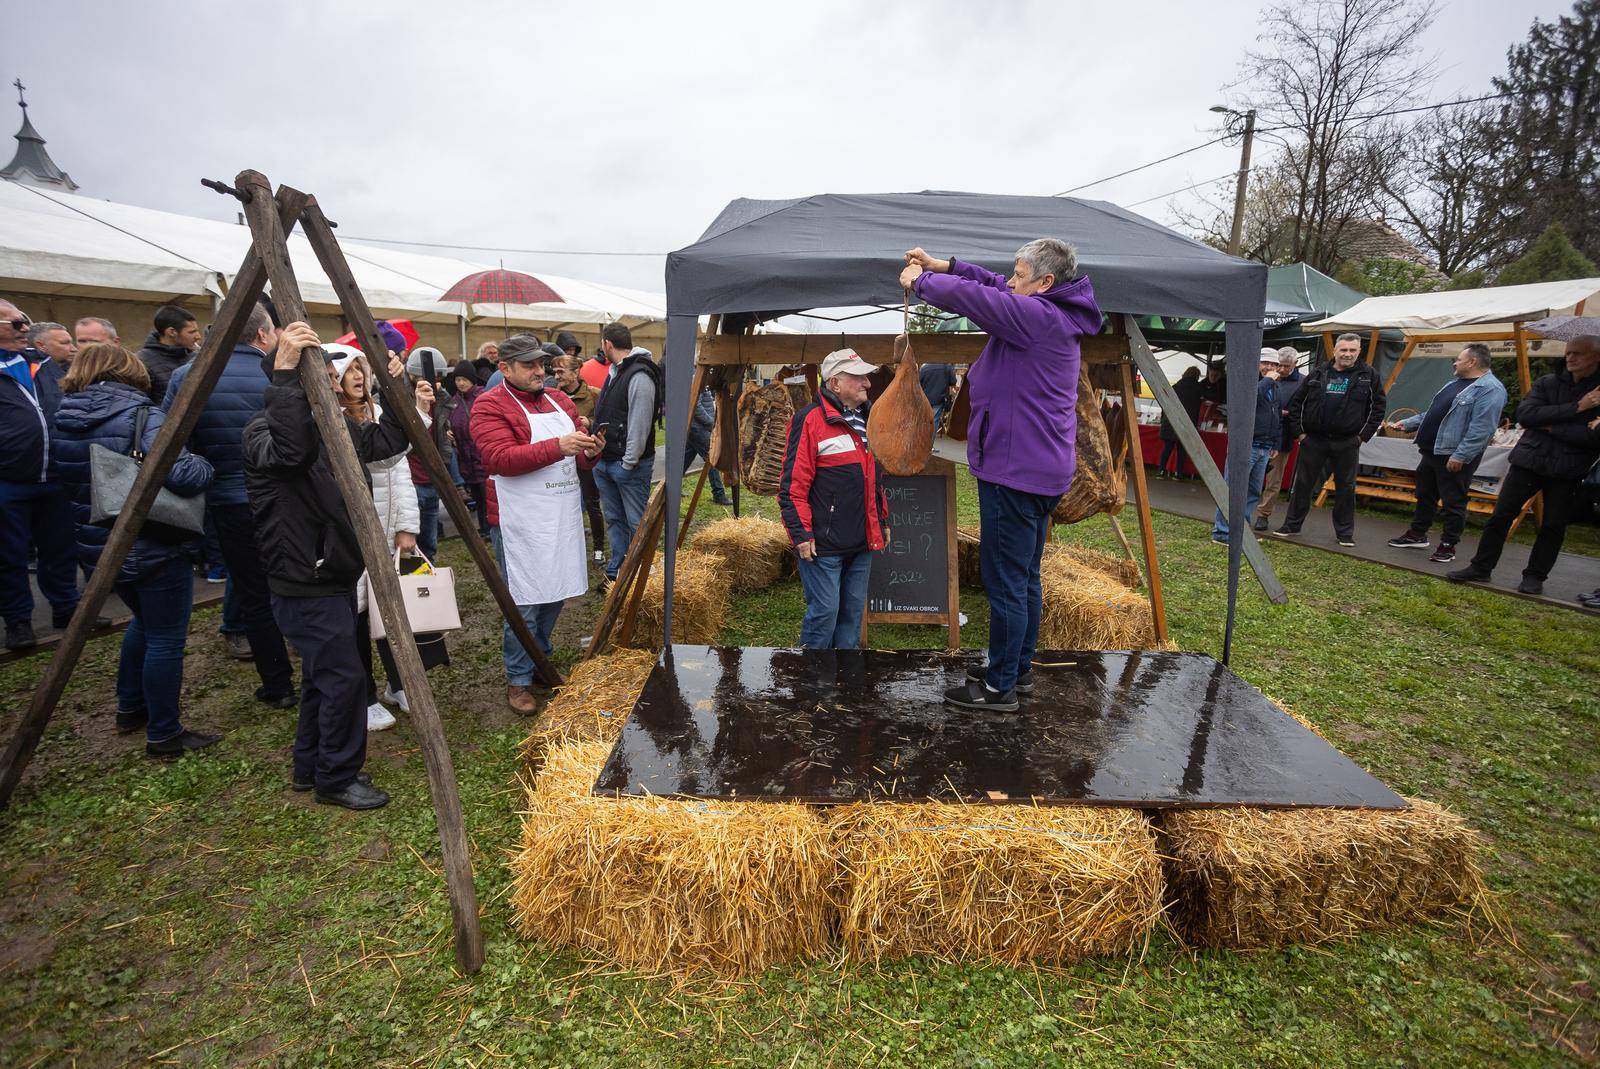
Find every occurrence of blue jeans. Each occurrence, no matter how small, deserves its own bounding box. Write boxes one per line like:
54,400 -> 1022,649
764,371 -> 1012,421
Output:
796,550 -> 874,649
594,456 -> 654,579
220,576 -> 245,636
415,484 -> 440,560
492,527 -> 563,686
0,479 -> 78,625
113,557 -> 195,743
685,429 -> 727,498
1212,444 -> 1274,538
978,479 -> 1057,693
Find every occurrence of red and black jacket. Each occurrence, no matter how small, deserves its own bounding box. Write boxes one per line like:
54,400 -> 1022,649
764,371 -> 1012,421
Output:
777,389 -> 888,556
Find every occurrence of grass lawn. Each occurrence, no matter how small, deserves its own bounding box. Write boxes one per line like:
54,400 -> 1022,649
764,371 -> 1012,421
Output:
1,467 -> 1595,1067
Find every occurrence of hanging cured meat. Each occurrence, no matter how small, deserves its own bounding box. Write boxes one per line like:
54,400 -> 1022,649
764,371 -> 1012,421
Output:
736,381 -> 795,495
1053,366 -> 1126,524
866,334 -> 934,476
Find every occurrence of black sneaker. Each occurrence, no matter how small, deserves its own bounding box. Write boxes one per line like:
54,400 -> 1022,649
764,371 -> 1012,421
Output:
943,679 -> 1019,712
115,708 -> 148,734
966,667 -> 1034,693
1271,526 -> 1299,538
293,771 -> 372,793
1386,532 -> 1430,549
712,494 -> 734,506
145,729 -> 223,759
1446,567 -> 1491,584
1252,516 -> 1269,533
1210,534 -> 1230,545
5,620 -> 36,650
255,686 -> 299,710
1427,544 -> 1456,563
1336,536 -> 1356,548
1517,576 -> 1544,596
316,780 -> 390,810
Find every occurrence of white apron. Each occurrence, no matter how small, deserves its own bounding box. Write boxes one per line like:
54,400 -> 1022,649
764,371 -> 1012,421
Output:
494,392 -> 589,605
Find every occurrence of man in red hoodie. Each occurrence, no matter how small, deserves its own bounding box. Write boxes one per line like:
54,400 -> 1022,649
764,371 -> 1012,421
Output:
470,334 -> 600,713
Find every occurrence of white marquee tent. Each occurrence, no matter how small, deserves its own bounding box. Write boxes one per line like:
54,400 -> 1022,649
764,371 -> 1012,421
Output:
0,179 -> 669,329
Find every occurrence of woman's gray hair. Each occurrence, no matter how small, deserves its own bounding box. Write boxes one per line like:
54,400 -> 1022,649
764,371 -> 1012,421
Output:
1015,238 -> 1078,284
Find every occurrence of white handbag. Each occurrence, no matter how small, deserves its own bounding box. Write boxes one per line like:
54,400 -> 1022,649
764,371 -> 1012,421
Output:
367,551 -> 461,640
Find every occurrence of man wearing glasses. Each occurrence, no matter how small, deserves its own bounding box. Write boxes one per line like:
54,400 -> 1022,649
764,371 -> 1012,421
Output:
0,298 -> 80,649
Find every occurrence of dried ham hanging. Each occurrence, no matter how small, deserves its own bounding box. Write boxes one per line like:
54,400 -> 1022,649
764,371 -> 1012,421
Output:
736,382 -> 794,495
1052,366 -> 1126,524
865,333 -> 934,476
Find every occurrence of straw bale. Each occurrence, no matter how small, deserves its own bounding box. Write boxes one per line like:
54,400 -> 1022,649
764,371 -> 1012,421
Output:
957,526 -> 983,590
1038,546 -> 1156,650
691,515 -> 795,592
613,549 -> 729,649
1053,543 -> 1141,589
518,648 -> 656,772
1157,799 -> 1488,949
511,738 -> 836,979
828,802 -> 1163,966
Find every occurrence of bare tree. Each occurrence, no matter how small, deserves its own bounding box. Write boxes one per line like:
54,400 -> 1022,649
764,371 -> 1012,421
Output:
1223,0 -> 1440,272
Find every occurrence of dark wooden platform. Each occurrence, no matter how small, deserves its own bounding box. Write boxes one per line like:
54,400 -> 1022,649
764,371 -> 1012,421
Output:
593,646 -> 1406,809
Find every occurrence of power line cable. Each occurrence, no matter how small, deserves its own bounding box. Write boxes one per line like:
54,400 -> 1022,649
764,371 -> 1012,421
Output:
340,233 -> 667,257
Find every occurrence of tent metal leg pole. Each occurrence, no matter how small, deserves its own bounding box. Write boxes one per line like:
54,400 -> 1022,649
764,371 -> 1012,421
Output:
1125,318 -> 1287,605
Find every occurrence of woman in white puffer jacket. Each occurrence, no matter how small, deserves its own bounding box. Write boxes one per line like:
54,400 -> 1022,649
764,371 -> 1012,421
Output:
328,349 -> 418,732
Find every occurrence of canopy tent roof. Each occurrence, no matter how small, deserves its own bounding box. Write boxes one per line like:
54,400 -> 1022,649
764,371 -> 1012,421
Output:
0,179 -> 668,328
1306,277 -> 1600,337
666,191 -> 1267,320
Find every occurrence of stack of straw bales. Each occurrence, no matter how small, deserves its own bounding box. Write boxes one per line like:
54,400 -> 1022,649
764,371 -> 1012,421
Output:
511,737 -> 836,978
959,531 -> 1139,594
828,802 -> 1164,965
690,515 -> 795,592
518,648 -> 656,772
1156,800 -> 1487,949
612,550 -> 729,649
1038,543 -> 1157,650
956,526 -> 983,590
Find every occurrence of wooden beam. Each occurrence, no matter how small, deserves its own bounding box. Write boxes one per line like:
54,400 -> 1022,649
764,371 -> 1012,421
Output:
236,171 -> 483,975
677,463 -> 709,550
1125,318 -> 1288,604
1117,353 -> 1167,643
698,331 -> 1130,366
1382,337 -> 1419,391
298,200 -> 561,689
585,482 -> 667,658
0,190 -> 295,809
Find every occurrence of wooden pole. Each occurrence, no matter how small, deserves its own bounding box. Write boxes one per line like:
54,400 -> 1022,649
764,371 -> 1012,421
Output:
1107,514 -> 1137,563
585,482 -> 667,658
1513,321 -> 1544,529
1117,355 -> 1168,643
1382,337 -> 1418,391
297,199 -> 560,688
235,171 -> 483,974
0,190 -> 296,809
1125,318 -> 1287,604
676,463 -> 710,550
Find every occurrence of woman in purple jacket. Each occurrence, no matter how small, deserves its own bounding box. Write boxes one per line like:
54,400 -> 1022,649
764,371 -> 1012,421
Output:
901,240 -> 1102,712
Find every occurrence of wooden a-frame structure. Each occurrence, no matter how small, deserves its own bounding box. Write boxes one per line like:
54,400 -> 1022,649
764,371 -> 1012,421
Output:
0,170 -> 565,973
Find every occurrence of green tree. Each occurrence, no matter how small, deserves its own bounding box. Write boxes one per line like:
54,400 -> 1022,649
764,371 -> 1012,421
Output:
1442,267 -> 1488,290
1334,256 -> 1443,295
907,302 -> 946,334
1492,223 -> 1598,285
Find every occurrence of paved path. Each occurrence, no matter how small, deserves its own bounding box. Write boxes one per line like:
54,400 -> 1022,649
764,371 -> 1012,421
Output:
931,436 -> 1600,614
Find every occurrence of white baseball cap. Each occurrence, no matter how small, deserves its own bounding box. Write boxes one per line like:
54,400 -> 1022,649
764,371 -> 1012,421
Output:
820,348 -> 876,380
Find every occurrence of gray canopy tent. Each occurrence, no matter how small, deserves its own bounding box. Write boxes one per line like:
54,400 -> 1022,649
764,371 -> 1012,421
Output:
658,191 -> 1270,660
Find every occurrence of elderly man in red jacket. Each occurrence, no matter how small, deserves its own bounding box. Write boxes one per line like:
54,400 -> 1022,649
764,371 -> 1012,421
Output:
470,334 -> 600,713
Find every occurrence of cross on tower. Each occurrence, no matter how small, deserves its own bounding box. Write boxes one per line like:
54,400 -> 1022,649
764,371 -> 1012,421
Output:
13,79 -> 24,109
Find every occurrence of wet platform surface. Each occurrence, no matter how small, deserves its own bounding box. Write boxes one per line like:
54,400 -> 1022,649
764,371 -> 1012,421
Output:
594,646 -> 1406,809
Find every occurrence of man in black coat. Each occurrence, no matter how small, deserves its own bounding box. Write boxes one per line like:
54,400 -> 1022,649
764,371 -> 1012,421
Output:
244,321 -> 410,810
1273,333 -> 1387,546
1449,335 -> 1600,595
137,305 -> 201,403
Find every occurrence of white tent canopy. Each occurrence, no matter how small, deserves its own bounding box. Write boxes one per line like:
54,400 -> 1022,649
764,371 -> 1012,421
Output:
1306,277 -> 1600,337
0,179 -> 668,328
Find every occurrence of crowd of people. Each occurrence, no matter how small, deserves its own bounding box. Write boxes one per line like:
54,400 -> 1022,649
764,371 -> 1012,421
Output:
0,293 -> 693,809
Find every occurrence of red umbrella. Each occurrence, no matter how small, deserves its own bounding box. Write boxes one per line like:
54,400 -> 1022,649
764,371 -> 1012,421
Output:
441,267 -> 563,337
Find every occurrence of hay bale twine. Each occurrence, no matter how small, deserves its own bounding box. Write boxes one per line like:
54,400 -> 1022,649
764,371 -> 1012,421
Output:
1157,799 -> 1488,949
612,549 -> 729,649
519,648 -> 656,773
511,738 -> 836,979
828,802 -> 1163,966
1038,546 -> 1156,650
691,515 -> 795,592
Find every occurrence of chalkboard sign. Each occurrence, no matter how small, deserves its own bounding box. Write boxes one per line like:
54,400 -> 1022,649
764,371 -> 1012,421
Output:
863,455 -> 960,648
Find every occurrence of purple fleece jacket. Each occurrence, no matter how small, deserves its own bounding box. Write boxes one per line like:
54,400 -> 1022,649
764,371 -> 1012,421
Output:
913,258 -> 1103,496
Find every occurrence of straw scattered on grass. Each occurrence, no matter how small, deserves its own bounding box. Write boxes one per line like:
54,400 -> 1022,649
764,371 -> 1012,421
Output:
690,515 -> 795,592
519,648 -> 656,773
828,801 -> 1164,966
511,738 -> 837,980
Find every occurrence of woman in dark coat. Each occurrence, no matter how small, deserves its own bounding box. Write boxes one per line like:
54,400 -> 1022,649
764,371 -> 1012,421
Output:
1160,366 -> 1204,476
447,360 -> 490,537
52,343 -> 217,757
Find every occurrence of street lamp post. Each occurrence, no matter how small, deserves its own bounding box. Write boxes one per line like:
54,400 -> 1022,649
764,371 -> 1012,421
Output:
1211,106 -> 1257,257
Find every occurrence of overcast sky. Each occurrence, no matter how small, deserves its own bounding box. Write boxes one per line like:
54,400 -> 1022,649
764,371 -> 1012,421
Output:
4,0 -> 1572,296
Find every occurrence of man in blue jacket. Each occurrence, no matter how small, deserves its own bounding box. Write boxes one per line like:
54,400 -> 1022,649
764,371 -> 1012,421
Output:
0,297 -> 79,649
1384,344 -> 1507,563
164,301 -> 297,707
1212,350 -> 1283,544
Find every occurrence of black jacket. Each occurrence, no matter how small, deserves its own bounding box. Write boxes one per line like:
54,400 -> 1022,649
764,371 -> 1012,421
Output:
592,351 -> 663,463
137,332 -> 192,404
1508,367 -> 1600,480
165,344 -> 274,506
1161,375 -> 1204,443
243,365 -> 410,598
1288,360 -> 1387,442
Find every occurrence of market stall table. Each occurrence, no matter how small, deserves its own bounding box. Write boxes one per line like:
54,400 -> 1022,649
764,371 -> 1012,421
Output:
1139,422 -> 1298,488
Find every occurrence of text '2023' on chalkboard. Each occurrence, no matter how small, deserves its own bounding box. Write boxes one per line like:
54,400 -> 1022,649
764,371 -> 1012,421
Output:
864,455 -> 959,647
